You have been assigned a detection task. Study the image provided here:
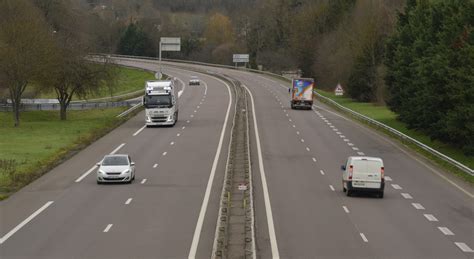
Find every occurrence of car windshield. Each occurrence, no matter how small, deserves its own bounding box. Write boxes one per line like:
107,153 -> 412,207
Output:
102,156 -> 129,166
144,95 -> 172,108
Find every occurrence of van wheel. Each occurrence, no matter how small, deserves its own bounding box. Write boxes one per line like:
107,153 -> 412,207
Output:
346,189 -> 352,197
378,191 -> 384,198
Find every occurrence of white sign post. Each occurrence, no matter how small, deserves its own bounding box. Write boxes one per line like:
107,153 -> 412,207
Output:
159,37 -> 181,78
335,83 -> 344,96
233,54 -> 249,68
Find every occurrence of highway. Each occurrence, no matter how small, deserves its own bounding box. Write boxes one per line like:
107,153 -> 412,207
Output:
0,57 -> 473,258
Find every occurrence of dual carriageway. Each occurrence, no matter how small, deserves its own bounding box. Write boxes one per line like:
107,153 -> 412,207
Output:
0,57 -> 472,258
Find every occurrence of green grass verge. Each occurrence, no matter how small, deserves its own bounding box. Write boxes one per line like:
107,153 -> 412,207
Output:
0,107 -> 141,200
24,66 -> 155,100
316,90 -> 474,184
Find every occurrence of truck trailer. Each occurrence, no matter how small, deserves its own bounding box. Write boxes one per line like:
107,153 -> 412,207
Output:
290,78 -> 314,110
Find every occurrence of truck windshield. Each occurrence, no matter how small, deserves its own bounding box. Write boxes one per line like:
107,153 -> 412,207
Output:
144,95 -> 172,108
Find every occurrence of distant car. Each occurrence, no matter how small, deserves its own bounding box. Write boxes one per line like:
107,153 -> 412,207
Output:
96,154 -> 135,184
189,76 -> 200,85
341,156 -> 384,198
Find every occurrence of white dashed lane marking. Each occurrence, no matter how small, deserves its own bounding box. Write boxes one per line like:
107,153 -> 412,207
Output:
329,185 -> 335,191
401,193 -> 413,199
357,152 -> 365,156
133,125 -> 146,136
424,214 -> 438,222
320,170 -> 325,175
343,206 -> 350,213
412,203 -> 425,210
360,233 -> 368,243
103,224 -> 113,233
306,147 -> 310,152
170,142 -> 175,146
141,179 -> 147,184
391,184 -> 402,190
312,158 -> 317,162
385,176 -> 392,181
348,143 -> 354,146
455,242 -> 474,253
162,152 -> 167,156
438,227 -> 454,236
125,198 -> 132,205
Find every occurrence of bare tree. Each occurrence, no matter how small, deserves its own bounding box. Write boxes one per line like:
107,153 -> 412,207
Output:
0,0 -> 56,127
49,51 -> 117,120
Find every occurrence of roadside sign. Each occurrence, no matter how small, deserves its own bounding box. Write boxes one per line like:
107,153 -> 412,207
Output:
335,83 -> 344,96
233,54 -> 249,63
155,72 -> 162,79
161,37 -> 181,51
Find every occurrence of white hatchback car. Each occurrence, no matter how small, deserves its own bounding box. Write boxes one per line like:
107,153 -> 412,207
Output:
341,156 -> 385,198
96,154 -> 135,184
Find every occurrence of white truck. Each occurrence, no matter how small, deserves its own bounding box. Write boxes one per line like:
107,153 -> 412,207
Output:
143,80 -> 178,127
290,78 -> 314,110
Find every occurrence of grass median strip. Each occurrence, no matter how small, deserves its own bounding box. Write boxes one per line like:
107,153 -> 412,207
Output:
0,108 -> 131,200
315,90 -> 474,184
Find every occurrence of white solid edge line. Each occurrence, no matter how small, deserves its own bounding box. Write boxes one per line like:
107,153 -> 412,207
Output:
188,76 -> 232,259
174,76 -> 186,98
243,85 -> 280,258
0,201 -> 54,244
360,233 -> 368,242
103,224 -> 113,233
202,80 -> 208,95
110,143 -> 126,155
133,125 -> 146,136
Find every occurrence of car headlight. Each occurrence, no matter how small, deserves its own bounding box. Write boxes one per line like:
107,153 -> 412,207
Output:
97,170 -> 106,175
122,169 -> 131,174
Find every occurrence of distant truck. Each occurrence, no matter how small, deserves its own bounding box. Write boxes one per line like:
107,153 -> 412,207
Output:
143,80 -> 178,127
290,78 -> 314,110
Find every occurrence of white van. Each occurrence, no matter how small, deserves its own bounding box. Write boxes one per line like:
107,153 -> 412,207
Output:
341,156 -> 385,198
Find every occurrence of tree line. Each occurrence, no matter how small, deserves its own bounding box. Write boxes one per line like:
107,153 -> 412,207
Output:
0,0 -> 116,126
1,0 -> 472,154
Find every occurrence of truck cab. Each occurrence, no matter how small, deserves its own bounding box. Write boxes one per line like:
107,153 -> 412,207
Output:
143,80 -> 178,127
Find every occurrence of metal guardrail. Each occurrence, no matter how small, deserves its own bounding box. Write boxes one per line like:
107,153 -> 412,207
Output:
102,53 -> 474,176
117,102 -> 142,118
313,93 -> 474,176
0,99 -> 141,112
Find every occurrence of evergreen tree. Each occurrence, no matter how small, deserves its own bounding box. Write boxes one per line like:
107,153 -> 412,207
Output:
385,0 -> 474,154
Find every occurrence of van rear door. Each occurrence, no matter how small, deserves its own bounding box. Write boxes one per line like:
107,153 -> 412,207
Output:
352,159 -> 382,189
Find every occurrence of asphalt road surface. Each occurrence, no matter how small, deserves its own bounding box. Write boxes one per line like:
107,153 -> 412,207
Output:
0,58 -> 472,259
